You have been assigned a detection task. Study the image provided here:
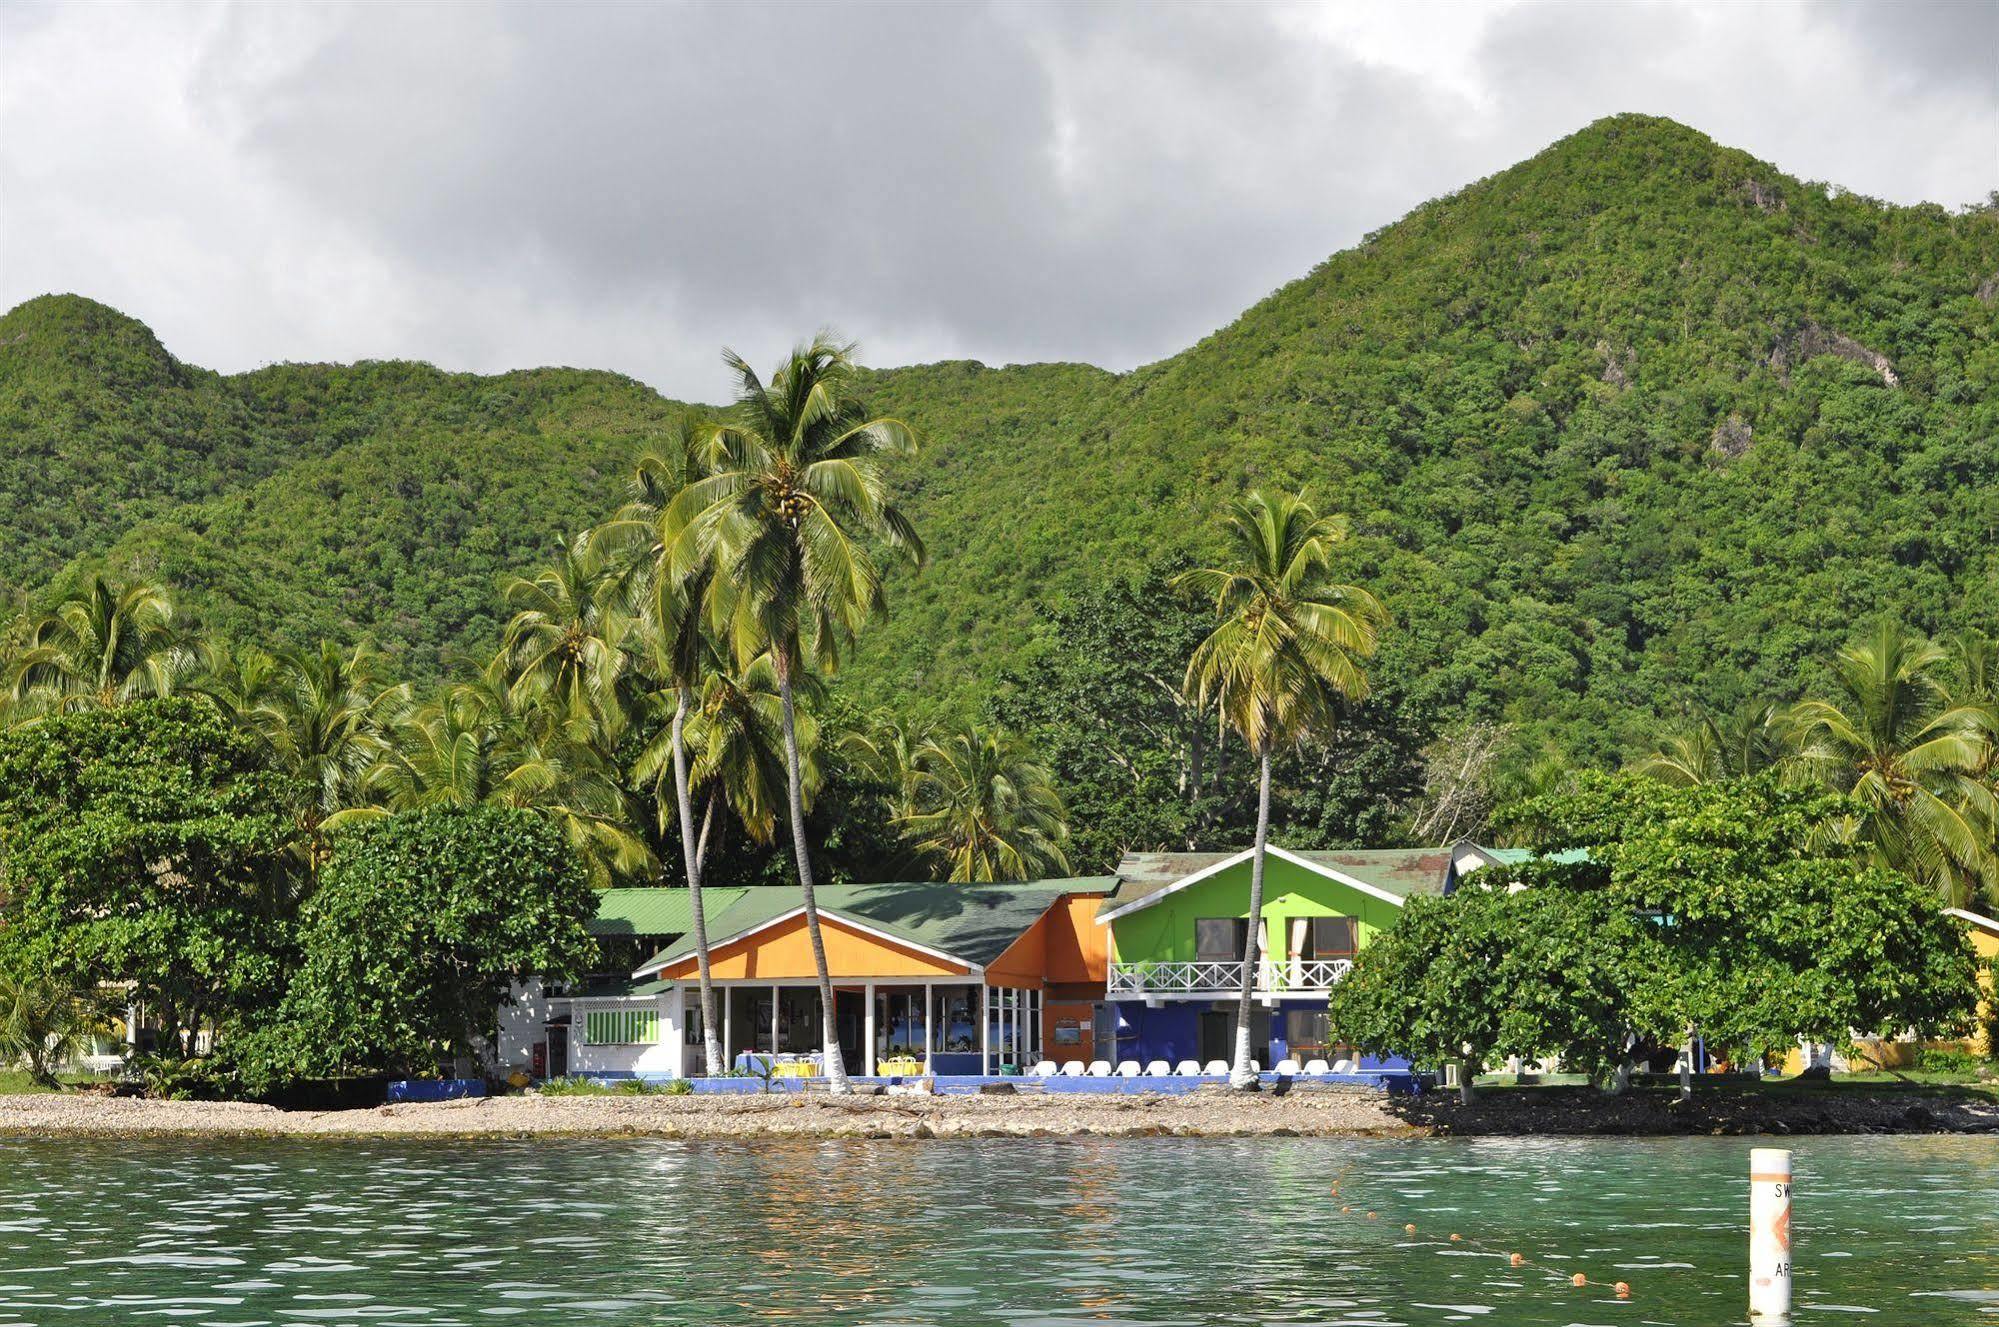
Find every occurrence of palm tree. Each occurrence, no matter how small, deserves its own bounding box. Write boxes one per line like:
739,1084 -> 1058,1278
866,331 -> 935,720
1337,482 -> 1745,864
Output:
367,674 -> 651,889
6,575 -> 197,716
595,421 -> 731,1077
1177,491 -> 1385,1088
200,639 -> 412,868
899,723 -> 1071,881
496,540 -> 631,752
1632,701 -> 1785,787
0,967 -> 105,1089
1781,621 -> 1997,906
668,336 -> 924,1092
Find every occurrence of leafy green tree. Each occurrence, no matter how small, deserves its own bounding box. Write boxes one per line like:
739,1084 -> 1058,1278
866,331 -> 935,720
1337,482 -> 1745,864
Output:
1179,490 -> 1385,1086
253,806 -> 597,1084
669,336 -> 924,1091
5,575 -> 197,718
1330,774 -> 1982,1089
0,699 -> 300,1059
898,722 -> 1070,881
1781,622 -> 1997,906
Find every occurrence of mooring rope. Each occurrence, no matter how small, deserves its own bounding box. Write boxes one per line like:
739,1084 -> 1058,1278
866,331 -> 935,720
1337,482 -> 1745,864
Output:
1329,1174 -> 1633,1301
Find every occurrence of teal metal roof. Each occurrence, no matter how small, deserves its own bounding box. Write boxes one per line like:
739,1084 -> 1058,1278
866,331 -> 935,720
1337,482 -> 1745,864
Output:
589,887 -> 749,937
1481,848 -> 1592,866
638,877 -> 1116,974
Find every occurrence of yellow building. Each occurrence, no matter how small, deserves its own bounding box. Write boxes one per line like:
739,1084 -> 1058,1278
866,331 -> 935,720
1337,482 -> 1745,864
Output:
1944,907 -> 1999,1058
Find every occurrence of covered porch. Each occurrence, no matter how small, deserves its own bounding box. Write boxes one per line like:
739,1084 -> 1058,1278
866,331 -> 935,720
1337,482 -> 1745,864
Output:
693,978 -> 1044,1077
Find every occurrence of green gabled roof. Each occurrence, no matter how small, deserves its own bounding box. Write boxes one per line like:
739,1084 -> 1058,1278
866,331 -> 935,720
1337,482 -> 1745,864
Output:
1102,847 -> 1459,914
637,877 -> 1116,974
589,887 -> 749,937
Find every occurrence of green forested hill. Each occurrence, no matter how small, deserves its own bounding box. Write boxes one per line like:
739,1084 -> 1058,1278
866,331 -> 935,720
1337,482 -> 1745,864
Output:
3,115 -> 1994,758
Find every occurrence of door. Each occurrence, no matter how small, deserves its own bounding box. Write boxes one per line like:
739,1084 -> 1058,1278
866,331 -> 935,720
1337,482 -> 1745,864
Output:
1198,1011 -> 1231,1064
546,1024 -> 569,1079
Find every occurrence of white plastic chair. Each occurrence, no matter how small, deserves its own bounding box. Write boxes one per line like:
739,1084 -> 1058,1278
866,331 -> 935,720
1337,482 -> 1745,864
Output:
1249,1060 -> 1262,1073
1144,1060 -> 1172,1077
1304,1059 -> 1331,1075
1030,1060 -> 1058,1077
1202,1059 -> 1228,1076
1173,1059 -> 1202,1076
1332,1058 -> 1355,1073
1060,1060 -> 1086,1077
1275,1058 -> 1302,1075
1086,1060 -> 1113,1077
1115,1060 -> 1142,1078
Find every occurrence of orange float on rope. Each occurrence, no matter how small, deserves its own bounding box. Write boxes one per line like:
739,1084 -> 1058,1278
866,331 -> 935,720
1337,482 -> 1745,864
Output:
1449,1233 -> 1462,1242
1571,1273 -> 1588,1287
1509,1253 -> 1524,1267
1366,1211 -> 1378,1219
1341,1205 -> 1351,1213
1615,1282 -> 1631,1298
1404,1223 -> 1417,1234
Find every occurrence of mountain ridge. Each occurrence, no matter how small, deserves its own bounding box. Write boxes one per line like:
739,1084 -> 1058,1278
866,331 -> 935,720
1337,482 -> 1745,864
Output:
4,113 -> 1994,758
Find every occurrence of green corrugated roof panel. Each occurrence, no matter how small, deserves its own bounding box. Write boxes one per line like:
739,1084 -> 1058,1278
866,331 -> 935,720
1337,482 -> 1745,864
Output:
589,886 -> 749,937
637,877 -> 1117,973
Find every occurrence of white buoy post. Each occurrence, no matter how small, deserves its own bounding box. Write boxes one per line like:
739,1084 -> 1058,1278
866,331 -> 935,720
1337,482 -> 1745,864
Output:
1749,1147 -> 1793,1318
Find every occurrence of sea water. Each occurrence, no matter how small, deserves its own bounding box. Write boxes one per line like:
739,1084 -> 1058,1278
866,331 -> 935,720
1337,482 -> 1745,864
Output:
0,1134 -> 1993,1324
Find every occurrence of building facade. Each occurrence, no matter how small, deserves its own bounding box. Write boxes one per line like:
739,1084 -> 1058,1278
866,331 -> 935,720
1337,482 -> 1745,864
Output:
1096,843 -> 1503,1069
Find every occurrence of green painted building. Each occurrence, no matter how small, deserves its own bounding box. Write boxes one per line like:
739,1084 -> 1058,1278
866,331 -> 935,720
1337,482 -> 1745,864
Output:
1096,842 -> 1506,1069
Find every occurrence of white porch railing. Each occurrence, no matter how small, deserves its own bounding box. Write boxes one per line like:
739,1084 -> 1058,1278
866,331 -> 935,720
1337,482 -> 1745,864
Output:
1107,957 -> 1353,999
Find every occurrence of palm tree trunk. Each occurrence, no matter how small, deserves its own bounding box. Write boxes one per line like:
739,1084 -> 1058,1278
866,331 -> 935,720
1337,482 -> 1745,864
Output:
670,687 -> 723,1078
1231,747 -> 1273,1090
776,658 -> 850,1092
694,786 -> 718,881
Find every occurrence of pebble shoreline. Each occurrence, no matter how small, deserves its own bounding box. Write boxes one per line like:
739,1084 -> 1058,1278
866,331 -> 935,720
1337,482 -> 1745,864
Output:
0,1087 -> 1413,1139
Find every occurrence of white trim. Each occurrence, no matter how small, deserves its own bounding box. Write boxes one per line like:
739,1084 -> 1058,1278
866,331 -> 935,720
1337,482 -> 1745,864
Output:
634,905 -> 982,978
1097,845 -> 1412,922
1945,906 -> 1999,934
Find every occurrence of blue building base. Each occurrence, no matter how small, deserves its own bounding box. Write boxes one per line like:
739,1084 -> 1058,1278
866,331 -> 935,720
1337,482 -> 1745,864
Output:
1111,999 -> 1410,1075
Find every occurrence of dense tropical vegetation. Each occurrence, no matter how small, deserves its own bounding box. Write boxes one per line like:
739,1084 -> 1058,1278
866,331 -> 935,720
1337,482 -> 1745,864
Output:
2,112 -> 1997,1093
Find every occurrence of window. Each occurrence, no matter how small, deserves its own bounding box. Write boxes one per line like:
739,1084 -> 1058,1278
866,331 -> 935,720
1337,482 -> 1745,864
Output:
585,1008 -> 659,1045
1196,918 -> 1250,962
1286,1009 -> 1330,1054
1308,917 -> 1358,958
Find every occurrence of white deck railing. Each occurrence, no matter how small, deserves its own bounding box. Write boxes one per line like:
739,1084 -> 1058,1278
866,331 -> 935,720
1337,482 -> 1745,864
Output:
1107,957 -> 1353,998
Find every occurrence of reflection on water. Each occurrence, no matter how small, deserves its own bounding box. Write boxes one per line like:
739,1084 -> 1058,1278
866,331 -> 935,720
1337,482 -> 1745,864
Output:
0,1134 -> 1993,1325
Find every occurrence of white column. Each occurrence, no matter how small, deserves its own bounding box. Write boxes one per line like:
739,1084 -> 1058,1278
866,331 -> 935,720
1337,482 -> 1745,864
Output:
667,986 -> 687,1079
923,982 -> 934,1074
723,989 -> 733,1067
1749,1148 -> 1793,1318
979,986 -> 991,1075
864,983 -> 877,1077
770,983 -> 780,1055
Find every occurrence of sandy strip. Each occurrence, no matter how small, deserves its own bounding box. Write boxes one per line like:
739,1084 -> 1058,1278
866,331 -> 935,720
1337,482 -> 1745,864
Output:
0,1086 -> 1414,1140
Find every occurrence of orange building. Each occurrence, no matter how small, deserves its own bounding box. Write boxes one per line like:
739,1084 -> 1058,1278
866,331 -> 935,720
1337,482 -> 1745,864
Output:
628,879 -> 1115,1076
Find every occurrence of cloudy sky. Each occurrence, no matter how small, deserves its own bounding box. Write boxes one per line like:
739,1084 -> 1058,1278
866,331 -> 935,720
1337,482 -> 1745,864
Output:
2,0 -> 1993,400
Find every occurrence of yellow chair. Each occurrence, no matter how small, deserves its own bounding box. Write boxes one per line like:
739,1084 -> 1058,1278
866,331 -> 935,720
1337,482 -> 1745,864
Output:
877,1056 -> 923,1076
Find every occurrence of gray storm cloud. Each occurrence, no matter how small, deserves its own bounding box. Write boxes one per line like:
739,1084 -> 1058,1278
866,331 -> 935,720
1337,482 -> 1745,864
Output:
1,0 -> 1992,402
